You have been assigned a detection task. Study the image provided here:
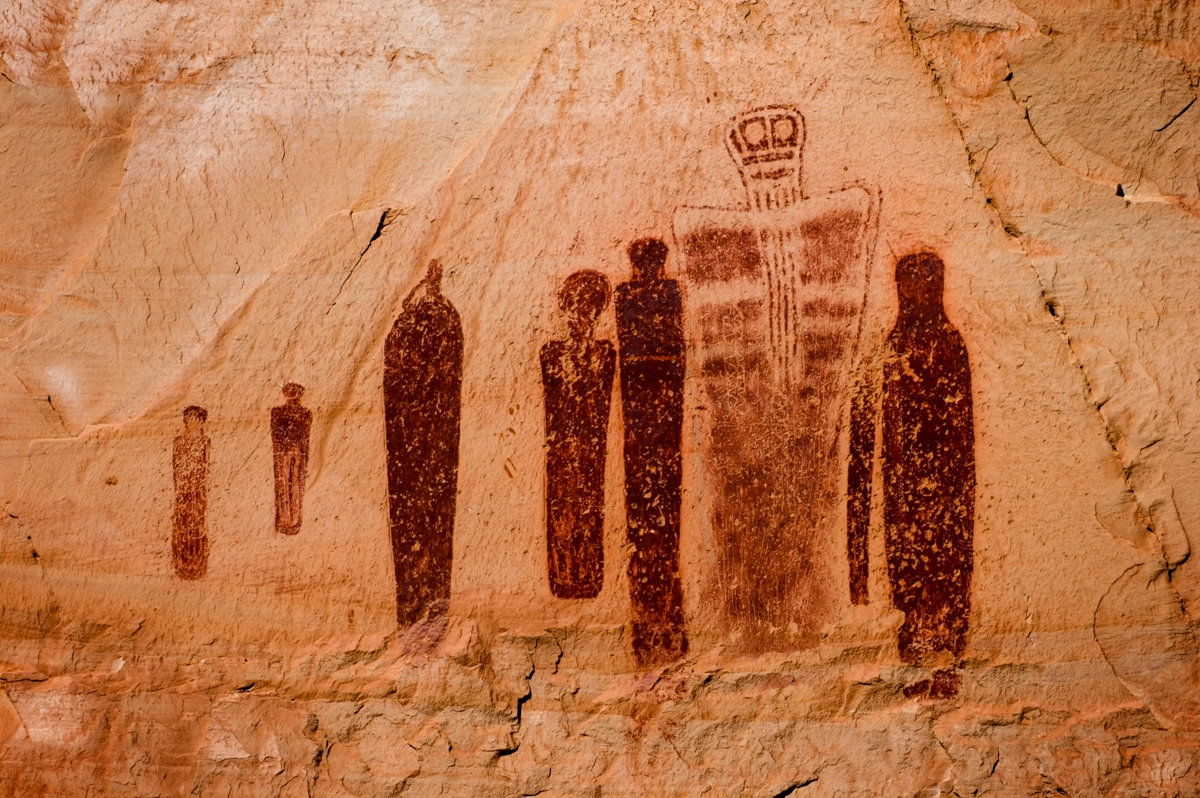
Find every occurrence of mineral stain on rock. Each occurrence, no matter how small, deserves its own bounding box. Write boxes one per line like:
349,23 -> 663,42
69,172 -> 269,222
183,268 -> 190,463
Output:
384,259 -> 463,628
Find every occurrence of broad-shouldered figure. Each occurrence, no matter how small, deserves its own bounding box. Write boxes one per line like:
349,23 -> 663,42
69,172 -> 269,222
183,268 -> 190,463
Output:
541,270 -> 616,600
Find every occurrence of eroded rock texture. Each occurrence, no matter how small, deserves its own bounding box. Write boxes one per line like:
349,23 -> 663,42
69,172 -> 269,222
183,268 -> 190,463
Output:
4,0 -> 1200,794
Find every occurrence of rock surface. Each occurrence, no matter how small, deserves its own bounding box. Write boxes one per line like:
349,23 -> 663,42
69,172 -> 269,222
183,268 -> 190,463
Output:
4,0 -> 1200,794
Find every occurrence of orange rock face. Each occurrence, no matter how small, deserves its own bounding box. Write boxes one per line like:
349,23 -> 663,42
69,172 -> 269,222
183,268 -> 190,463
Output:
5,0 -> 1200,794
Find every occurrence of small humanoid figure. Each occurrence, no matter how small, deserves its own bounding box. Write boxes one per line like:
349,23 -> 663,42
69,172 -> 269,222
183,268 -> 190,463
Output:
271,382 -> 312,536
541,270 -> 616,599
173,405 -> 211,580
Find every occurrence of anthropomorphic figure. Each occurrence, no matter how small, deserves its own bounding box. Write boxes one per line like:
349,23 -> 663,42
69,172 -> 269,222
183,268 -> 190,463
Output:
173,405 -> 211,580
271,382 -> 312,535
385,259 -> 463,627
541,270 -> 616,599
673,105 -> 877,651
616,238 -> 688,667
847,251 -> 975,696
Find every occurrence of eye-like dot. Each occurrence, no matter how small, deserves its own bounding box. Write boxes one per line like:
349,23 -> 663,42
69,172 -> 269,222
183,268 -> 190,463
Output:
774,118 -> 795,143
744,120 -> 767,146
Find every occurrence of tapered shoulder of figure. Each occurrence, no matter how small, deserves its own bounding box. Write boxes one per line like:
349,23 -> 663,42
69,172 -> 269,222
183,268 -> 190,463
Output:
386,297 -> 464,363
394,259 -> 463,330
394,291 -> 462,327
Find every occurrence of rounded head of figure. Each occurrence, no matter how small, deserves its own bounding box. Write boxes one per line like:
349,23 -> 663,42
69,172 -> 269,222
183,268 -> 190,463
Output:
282,382 -> 305,402
558,270 -> 611,339
628,238 -> 668,282
182,405 -> 207,432
895,252 -> 946,321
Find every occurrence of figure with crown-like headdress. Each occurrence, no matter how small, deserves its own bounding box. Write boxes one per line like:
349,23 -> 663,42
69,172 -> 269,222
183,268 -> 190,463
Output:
673,105 -> 879,652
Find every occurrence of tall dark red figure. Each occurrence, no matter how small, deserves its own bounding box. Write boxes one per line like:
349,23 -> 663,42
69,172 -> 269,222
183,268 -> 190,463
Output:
541,270 -> 616,599
847,252 -> 975,673
617,238 -> 688,667
385,259 -> 463,627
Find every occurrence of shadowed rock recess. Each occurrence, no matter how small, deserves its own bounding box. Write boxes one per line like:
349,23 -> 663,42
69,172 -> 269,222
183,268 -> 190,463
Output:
5,0 -> 1200,794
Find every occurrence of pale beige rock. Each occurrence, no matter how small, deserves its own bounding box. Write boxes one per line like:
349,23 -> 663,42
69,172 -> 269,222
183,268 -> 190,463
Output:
3,0 -> 1200,794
